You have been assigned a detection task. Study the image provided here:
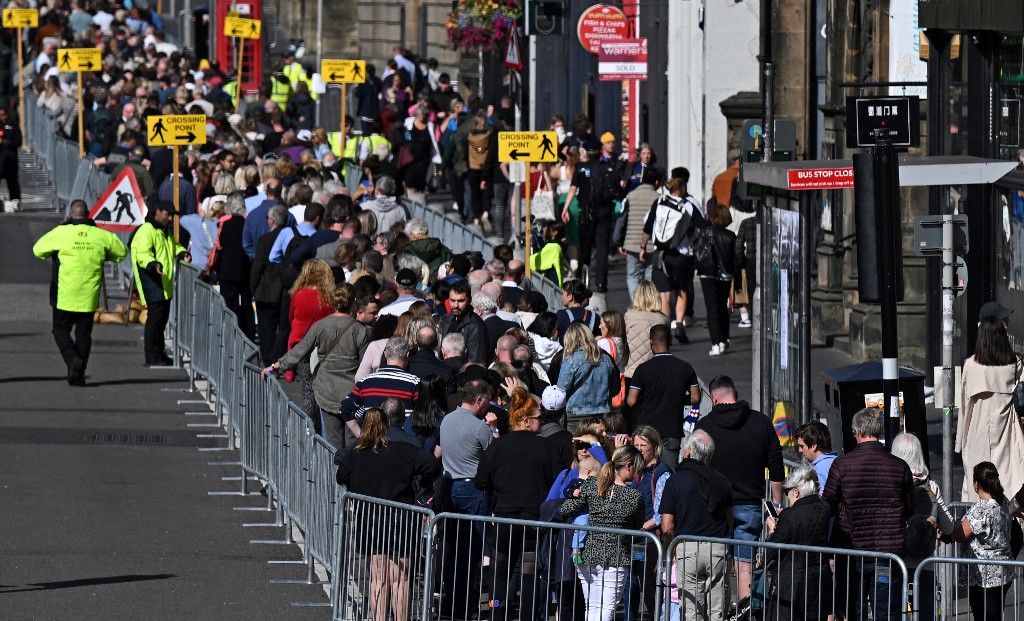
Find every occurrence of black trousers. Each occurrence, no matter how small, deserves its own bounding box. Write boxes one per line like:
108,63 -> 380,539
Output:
579,214 -> 612,290
1,156 -> 20,200
144,299 -> 171,362
220,280 -> 255,341
255,300 -> 281,365
271,292 -> 292,363
52,308 -> 94,367
700,278 -> 732,345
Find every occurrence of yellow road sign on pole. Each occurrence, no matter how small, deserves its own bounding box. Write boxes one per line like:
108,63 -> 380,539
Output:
147,115 -> 208,147
321,60 -> 366,84
57,48 -> 103,72
3,8 -> 37,27
223,15 -> 261,39
498,131 -> 559,163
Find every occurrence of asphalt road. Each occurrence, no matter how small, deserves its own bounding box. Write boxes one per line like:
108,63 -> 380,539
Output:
0,211 -> 329,619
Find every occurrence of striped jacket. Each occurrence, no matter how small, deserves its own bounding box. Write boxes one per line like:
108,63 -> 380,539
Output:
339,365 -> 420,422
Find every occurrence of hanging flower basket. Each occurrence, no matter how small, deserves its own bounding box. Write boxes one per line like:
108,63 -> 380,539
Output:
446,0 -> 523,52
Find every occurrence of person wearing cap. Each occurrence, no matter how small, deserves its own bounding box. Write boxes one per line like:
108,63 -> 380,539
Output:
33,200 -> 128,385
281,48 -> 305,90
131,201 -> 188,366
379,268 -> 425,317
112,142 -> 154,198
979,301 -> 1012,329
539,385 -> 574,470
956,314 -> 1024,502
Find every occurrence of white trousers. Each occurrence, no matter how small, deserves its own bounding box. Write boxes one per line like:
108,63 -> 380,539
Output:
576,564 -> 628,621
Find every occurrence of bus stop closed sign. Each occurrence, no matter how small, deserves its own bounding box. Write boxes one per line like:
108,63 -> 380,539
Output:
787,167 -> 855,190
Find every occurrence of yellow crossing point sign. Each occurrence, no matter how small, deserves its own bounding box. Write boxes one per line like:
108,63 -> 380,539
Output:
321,60 -> 366,84
498,131 -> 559,163
223,15 -> 261,39
147,114 -> 207,147
57,48 -> 102,72
3,8 -> 38,27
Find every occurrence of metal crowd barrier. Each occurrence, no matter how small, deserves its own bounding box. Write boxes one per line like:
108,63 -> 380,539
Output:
334,491 -> 435,621
423,512 -> 663,621
914,556 -> 1024,621
667,534 -> 909,621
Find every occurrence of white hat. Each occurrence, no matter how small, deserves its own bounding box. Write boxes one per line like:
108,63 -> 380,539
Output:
541,385 -> 567,411
296,129 -> 313,142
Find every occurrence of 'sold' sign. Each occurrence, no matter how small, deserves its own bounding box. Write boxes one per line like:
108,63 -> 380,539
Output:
598,39 -> 648,81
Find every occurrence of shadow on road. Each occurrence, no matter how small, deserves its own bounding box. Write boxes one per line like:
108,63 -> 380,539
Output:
0,573 -> 177,593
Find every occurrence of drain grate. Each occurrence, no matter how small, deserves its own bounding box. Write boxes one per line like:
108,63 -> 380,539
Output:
89,433 -> 169,445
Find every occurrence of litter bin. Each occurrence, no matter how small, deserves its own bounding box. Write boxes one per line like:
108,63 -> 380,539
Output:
821,361 -> 929,464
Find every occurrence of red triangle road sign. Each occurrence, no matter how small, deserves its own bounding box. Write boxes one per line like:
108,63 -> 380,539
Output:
505,27 -> 523,70
89,166 -> 147,232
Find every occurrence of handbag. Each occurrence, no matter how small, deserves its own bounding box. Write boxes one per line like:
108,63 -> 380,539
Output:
200,218 -> 220,280
425,123 -> 445,191
395,144 -> 415,170
530,172 -> 556,222
603,337 -> 627,409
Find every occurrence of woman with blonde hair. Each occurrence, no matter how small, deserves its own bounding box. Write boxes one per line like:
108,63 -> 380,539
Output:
623,280 -> 669,382
557,323 -> 618,427
311,127 -> 331,162
559,445 -> 646,621
286,259 -> 336,414
336,406 -> 440,621
356,310 -> 420,381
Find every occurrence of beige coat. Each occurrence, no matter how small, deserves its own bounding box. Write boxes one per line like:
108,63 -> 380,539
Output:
956,356 -> 1024,501
624,309 -> 670,378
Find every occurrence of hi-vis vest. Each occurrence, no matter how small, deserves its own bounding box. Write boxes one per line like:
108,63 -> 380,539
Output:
269,77 -> 292,111
224,80 -> 238,108
282,62 -> 316,100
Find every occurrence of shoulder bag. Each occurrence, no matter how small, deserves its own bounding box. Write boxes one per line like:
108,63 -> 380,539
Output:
311,317 -> 359,378
531,171 -> 556,222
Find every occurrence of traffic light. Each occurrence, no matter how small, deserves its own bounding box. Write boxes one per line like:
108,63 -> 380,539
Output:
526,0 -> 563,36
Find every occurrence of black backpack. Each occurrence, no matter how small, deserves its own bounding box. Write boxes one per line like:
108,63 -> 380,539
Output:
279,225 -> 310,288
91,109 -> 116,151
691,225 -> 718,277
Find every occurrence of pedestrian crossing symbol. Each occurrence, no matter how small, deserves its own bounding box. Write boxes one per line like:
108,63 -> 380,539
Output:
57,48 -> 102,72
321,60 -> 366,84
223,15 -> 261,39
89,167 -> 146,232
147,114 -> 207,147
498,131 -> 559,163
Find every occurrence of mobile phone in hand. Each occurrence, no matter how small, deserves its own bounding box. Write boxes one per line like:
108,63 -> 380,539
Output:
763,500 -> 779,520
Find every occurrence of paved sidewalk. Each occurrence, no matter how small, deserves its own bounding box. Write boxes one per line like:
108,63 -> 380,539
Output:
0,212 -> 328,620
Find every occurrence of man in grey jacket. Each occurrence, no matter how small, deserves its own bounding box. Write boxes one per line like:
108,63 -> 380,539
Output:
616,167 -> 662,298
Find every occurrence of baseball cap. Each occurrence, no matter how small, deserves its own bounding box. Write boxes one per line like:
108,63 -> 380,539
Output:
128,145 -> 145,162
396,268 -> 418,288
541,385 -> 567,412
154,200 -> 178,215
599,132 -> 615,144
296,129 -> 313,142
979,301 -> 1012,321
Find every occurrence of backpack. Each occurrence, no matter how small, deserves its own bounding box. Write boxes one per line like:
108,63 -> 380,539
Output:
467,131 -> 490,170
279,225 -> 310,288
91,108 -> 116,151
651,195 -> 690,250
691,226 -> 718,277
903,481 -> 940,558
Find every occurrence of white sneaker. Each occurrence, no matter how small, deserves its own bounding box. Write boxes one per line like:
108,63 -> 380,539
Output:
709,344 -> 723,356
738,318 -> 751,328
719,341 -> 729,352
3,199 -> 17,213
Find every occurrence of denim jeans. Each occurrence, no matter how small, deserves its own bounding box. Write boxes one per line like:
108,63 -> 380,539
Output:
835,557 -> 901,621
731,504 -> 762,562
625,251 -> 652,299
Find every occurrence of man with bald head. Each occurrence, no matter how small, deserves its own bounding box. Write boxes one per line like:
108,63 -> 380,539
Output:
407,325 -> 455,389
493,334 -> 517,364
501,259 -> 527,307
33,200 -> 128,385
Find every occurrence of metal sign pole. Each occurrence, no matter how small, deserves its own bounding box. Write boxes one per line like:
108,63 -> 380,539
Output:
340,83 -> 347,156
524,162 -> 532,277
16,28 -> 24,145
77,71 -> 84,159
941,213 -> 955,501
873,133 -> 901,444
172,145 -> 180,240
236,39 -> 244,98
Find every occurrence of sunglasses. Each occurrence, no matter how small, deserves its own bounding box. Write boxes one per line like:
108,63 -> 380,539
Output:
573,441 -> 592,451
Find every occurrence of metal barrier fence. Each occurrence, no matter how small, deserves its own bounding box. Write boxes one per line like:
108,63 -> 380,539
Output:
423,512 -> 664,621
914,556 -> 1024,621
667,534 -> 909,621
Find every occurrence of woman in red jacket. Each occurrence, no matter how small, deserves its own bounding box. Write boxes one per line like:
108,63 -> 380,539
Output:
287,259 -> 335,419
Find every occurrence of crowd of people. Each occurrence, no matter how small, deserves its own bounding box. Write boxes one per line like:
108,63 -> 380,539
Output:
17,3 -> 1024,620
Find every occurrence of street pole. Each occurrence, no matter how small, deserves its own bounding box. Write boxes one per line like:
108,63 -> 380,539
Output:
16,27 -> 24,146
236,38 -> 244,99
873,131 -> 901,445
315,0 -> 323,127
524,161 -> 532,277
172,145 -> 180,240
941,213 -> 955,501
76,71 -> 84,159
340,83 -> 347,156
758,62 -> 775,414
513,104 -> 522,241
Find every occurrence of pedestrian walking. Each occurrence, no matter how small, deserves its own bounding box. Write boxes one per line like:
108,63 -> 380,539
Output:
33,200 -> 127,384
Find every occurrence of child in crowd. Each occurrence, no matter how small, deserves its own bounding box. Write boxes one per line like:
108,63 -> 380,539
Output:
566,455 -> 601,564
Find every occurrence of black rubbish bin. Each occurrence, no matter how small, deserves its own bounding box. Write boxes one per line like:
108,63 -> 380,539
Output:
821,361 -> 929,464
